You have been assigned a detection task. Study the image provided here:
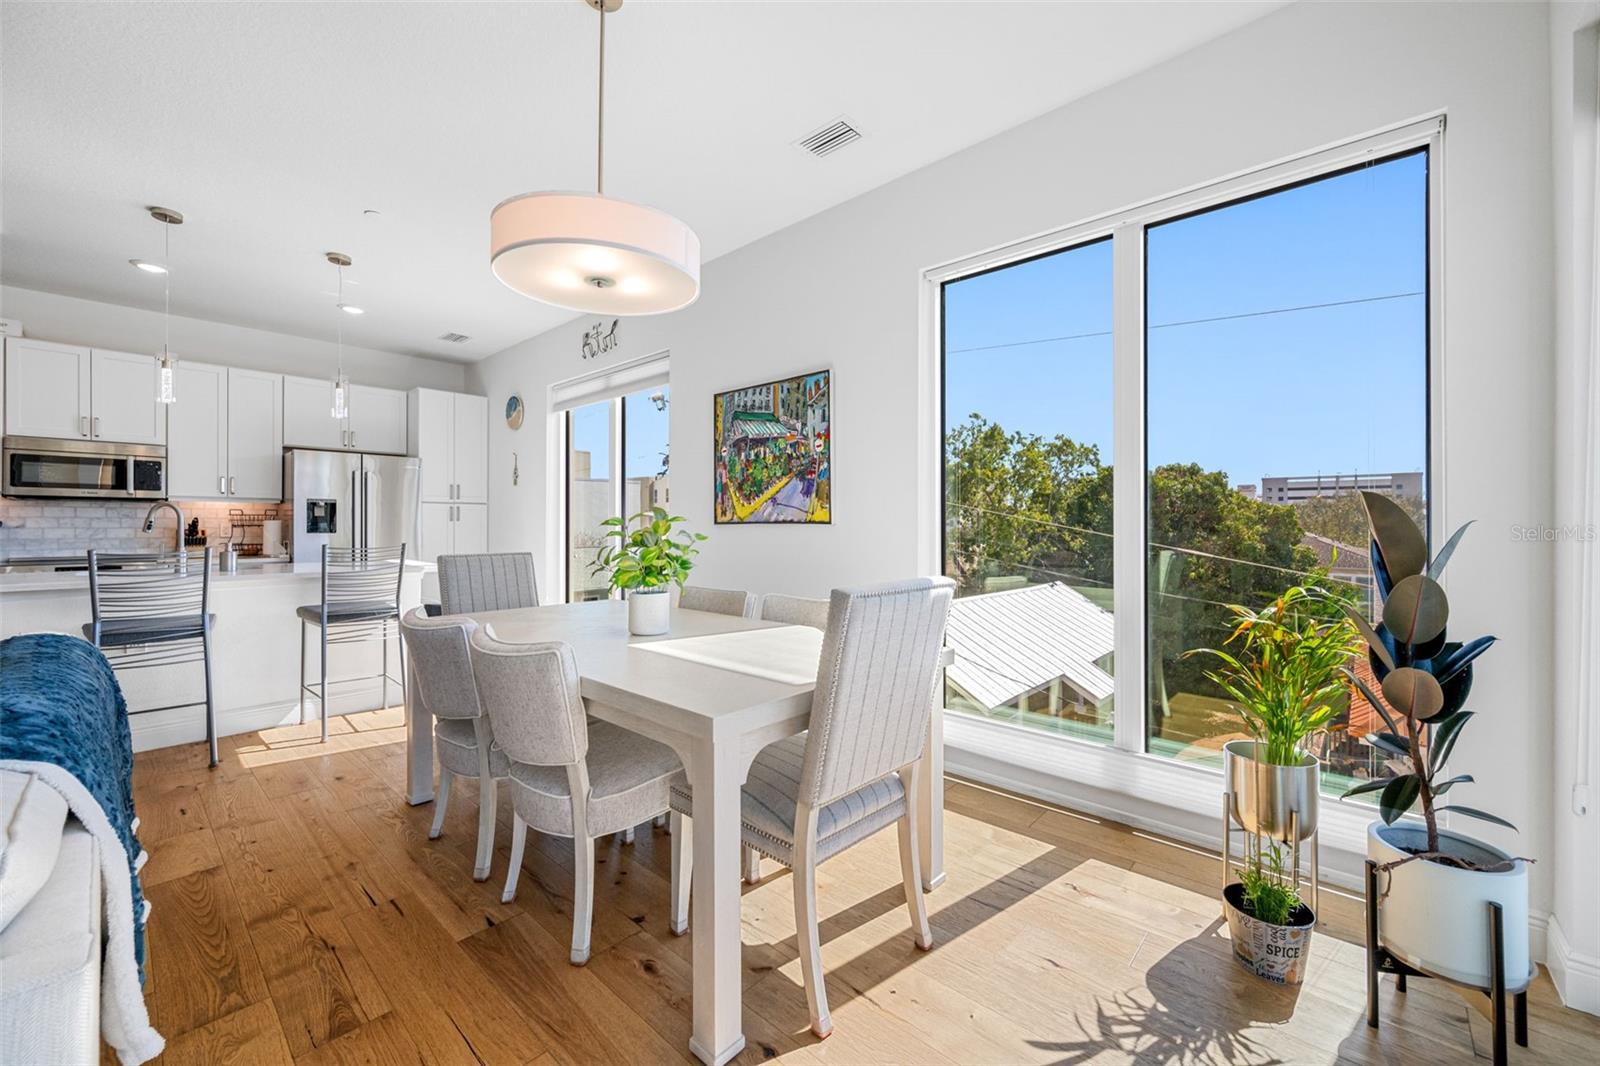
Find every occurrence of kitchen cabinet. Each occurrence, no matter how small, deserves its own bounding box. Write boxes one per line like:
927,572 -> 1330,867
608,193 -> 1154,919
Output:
283,375 -> 406,453
347,384 -> 407,455
4,338 -> 91,440
90,349 -> 165,445
166,361 -> 229,498
417,501 -> 487,564
409,388 -> 488,503
167,365 -> 284,500
282,375 -> 344,450
226,368 -> 284,499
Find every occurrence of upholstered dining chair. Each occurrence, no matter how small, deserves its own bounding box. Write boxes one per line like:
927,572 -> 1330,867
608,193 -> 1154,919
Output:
677,585 -> 756,618
758,593 -> 830,631
469,627 -> 683,964
668,577 -> 956,1038
437,553 -> 539,615
399,607 -> 505,881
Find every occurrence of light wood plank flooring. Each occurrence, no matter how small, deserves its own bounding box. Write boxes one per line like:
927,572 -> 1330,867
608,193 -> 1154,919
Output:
125,709 -> 1598,1065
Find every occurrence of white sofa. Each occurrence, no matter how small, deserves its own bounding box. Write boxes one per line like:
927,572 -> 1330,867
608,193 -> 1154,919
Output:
0,769 -> 103,1065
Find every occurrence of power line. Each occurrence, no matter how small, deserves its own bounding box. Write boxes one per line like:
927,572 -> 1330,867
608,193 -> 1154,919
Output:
946,290 -> 1423,356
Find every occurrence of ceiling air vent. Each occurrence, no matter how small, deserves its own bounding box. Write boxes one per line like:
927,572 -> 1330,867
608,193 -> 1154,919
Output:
438,332 -> 471,344
796,118 -> 861,159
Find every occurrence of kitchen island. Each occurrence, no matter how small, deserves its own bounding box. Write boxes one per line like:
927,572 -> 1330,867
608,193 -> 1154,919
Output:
0,556 -> 427,752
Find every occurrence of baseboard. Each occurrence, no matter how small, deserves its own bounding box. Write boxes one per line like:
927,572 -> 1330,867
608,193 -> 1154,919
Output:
1548,913 -> 1600,1015
129,680 -> 395,753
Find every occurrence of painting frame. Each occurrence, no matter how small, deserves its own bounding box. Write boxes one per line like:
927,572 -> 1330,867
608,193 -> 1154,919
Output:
713,368 -> 832,525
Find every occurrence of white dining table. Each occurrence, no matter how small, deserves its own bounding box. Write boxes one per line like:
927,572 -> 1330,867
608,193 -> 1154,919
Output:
403,600 -> 946,1066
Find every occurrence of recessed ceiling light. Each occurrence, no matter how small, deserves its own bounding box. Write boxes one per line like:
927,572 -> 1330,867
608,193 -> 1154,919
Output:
338,303 -> 365,315
129,259 -> 167,274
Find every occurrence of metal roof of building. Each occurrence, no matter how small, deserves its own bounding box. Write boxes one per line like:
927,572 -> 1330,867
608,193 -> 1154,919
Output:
946,581 -> 1115,710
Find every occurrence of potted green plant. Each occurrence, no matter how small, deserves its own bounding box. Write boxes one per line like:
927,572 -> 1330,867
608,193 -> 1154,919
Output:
590,507 -> 708,636
1190,583 -> 1359,982
1224,842 -> 1317,984
1341,492 -> 1527,989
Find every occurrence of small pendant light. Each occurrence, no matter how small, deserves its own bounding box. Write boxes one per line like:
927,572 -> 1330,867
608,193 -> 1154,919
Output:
327,252 -> 352,420
148,206 -> 183,404
489,0 -> 700,315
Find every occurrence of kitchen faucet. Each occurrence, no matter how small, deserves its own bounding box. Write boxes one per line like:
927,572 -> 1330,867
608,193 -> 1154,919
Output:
142,500 -> 187,573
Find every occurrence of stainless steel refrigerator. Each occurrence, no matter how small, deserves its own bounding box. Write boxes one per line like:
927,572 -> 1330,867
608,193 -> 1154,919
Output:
284,450 -> 421,562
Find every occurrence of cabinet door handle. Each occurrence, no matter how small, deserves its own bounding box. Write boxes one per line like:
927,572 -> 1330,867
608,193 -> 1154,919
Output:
350,430 -> 356,448
218,475 -> 226,495
229,475 -> 236,495
91,415 -> 100,438
80,415 -> 89,437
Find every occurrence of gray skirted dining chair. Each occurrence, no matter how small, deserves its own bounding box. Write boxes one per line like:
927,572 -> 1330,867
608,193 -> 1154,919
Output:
758,593 -> 830,631
398,607 -> 506,881
469,626 -> 682,964
437,552 -> 539,615
677,585 -> 756,618
668,577 -> 956,1038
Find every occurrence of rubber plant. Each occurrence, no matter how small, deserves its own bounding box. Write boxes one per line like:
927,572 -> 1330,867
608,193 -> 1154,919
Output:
590,507 -> 708,592
1340,491 -> 1508,862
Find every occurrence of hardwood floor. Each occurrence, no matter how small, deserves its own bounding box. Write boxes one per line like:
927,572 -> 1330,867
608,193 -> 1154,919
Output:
126,709 -> 1598,1065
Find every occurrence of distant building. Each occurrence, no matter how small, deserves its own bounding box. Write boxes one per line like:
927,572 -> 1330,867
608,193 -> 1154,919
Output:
1259,471 -> 1423,505
1301,532 -> 1375,614
1235,484 -> 1258,499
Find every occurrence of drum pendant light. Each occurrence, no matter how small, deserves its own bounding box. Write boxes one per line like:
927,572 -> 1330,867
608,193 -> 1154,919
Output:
489,0 -> 700,315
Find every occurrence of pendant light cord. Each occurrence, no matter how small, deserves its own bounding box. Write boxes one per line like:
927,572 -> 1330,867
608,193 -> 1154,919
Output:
162,220 -> 171,358
596,0 -> 605,195
336,264 -> 345,378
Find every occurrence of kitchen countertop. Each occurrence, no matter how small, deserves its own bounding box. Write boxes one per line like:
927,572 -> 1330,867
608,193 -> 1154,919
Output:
0,555 -> 432,593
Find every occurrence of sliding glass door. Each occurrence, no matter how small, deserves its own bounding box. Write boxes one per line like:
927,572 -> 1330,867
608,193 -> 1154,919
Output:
564,384 -> 672,602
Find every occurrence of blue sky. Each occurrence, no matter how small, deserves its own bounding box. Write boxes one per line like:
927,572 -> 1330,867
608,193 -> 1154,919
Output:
569,386 -> 671,483
943,150 -> 1428,491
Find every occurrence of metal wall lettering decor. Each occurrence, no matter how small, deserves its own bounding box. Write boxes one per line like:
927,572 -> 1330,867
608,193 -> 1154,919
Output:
581,319 -> 620,360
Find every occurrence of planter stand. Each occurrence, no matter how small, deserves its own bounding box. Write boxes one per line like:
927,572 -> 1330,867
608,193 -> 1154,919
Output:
1364,860 -> 1529,1065
1221,797 -> 1320,915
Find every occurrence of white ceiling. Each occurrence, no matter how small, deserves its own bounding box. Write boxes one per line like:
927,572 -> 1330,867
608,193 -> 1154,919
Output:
1,1 -> 1282,363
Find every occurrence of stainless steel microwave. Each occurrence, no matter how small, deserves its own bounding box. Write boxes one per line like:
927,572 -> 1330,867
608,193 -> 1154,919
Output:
2,435 -> 167,499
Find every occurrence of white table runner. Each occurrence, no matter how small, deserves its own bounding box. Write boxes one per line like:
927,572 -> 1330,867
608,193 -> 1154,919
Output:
634,625 -> 823,685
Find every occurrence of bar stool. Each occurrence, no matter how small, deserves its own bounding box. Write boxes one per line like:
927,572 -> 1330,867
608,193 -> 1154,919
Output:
298,544 -> 407,743
84,548 -> 218,767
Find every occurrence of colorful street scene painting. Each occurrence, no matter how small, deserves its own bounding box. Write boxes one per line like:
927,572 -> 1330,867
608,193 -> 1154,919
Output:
713,370 -> 831,524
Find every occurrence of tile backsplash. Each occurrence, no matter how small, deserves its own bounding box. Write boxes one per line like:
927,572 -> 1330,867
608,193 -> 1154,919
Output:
0,498 -> 286,559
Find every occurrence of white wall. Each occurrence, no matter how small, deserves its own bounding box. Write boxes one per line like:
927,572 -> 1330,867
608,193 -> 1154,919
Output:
470,0 -> 1574,988
1,285 -> 466,391
1547,0 -> 1600,1015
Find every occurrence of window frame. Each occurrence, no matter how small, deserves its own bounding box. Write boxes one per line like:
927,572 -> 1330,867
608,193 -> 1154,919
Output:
920,116 -> 1444,868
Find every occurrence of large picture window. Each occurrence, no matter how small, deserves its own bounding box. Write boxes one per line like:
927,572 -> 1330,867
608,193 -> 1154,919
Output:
938,129 -> 1433,801
942,239 -> 1115,744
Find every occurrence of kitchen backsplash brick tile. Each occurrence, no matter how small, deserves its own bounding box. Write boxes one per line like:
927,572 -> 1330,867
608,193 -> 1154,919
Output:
0,498 -> 285,558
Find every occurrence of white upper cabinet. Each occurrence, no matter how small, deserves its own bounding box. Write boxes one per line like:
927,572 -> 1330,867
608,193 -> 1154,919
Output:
412,388 -> 453,502
409,388 -> 488,505
452,394 -> 488,503
4,338 -> 92,440
347,384 -> 407,455
226,368 -> 283,499
89,349 -> 165,445
282,374 -> 344,450
166,360 -> 229,498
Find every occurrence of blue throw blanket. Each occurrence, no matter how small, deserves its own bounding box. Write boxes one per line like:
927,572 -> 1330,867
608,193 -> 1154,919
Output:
0,632 -> 146,977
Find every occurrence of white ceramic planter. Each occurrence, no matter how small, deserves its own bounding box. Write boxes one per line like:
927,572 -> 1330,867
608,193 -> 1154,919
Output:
1367,821 -> 1531,988
628,587 -> 671,636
